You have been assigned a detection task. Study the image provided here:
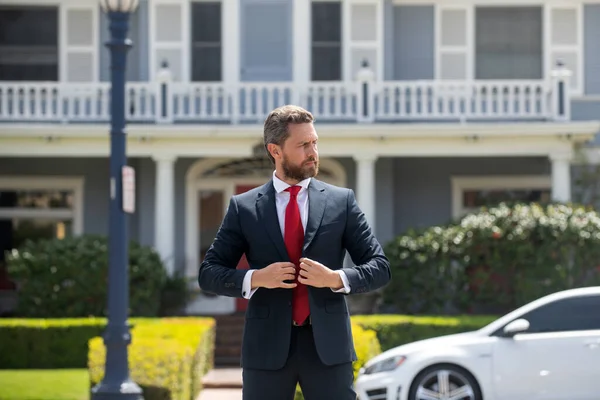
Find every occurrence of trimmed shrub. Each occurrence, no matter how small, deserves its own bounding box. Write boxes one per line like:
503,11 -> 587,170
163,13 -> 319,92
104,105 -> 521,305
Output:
0,318 -> 106,369
0,317 -> 215,378
88,317 -> 215,400
6,234 -> 167,318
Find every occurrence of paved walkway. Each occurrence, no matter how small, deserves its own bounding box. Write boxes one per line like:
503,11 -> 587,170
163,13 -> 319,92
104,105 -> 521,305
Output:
198,368 -> 242,400
197,389 -> 242,400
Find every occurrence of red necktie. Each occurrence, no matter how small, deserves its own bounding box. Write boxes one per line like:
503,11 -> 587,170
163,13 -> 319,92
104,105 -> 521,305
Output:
284,186 -> 310,325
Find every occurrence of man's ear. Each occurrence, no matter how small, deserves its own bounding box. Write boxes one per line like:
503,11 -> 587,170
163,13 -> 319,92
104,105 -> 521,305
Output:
267,143 -> 281,160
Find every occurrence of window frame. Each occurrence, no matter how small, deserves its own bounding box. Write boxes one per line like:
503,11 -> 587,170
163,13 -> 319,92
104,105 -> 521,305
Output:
190,0 -> 222,82
474,5 -> 544,80
0,3 -> 60,81
428,0 -> 584,96
310,0 -> 343,81
0,176 -> 84,235
450,175 -> 552,218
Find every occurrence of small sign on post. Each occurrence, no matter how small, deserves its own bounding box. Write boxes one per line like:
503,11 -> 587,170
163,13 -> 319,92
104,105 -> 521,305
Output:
122,166 -> 135,214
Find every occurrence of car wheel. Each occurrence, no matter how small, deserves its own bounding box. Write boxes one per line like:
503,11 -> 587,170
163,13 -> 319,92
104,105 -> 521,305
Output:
407,363 -> 482,400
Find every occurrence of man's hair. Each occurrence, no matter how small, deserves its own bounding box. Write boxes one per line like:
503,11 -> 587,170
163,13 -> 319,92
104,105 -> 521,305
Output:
263,105 -> 314,164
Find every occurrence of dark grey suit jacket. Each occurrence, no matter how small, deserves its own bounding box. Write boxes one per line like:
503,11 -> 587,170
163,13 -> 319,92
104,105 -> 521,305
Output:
198,179 -> 391,370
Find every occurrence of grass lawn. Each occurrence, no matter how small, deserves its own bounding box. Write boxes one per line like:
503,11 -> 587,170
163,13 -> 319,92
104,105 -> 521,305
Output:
0,369 -> 89,400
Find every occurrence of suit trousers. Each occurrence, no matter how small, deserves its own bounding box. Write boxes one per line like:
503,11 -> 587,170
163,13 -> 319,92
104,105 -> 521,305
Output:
242,324 -> 356,400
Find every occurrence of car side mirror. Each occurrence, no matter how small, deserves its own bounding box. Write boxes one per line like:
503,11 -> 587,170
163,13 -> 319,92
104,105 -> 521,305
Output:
503,318 -> 530,337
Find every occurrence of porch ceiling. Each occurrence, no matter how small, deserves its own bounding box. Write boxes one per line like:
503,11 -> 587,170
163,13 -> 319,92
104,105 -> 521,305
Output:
0,121 -> 598,158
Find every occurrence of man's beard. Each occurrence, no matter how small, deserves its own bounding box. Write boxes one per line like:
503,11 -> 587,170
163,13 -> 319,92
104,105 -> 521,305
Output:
282,155 -> 319,182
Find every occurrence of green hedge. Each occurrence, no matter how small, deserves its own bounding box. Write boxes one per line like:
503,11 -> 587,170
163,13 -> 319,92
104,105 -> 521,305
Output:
352,315 -> 497,351
89,318 -> 215,400
0,317 -> 215,373
0,318 -> 106,369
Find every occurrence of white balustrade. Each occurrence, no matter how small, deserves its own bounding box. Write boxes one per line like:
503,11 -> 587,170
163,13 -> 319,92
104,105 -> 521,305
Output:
0,66 -> 571,124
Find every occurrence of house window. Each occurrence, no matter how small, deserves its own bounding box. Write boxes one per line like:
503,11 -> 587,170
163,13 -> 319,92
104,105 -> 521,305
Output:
191,2 -> 222,81
311,1 -> 342,81
0,6 -> 59,81
451,176 -> 551,218
475,6 -> 543,80
0,177 -> 84,264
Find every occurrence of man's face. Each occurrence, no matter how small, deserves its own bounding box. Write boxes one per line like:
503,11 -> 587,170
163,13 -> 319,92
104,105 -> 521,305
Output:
278,123 -> 319,182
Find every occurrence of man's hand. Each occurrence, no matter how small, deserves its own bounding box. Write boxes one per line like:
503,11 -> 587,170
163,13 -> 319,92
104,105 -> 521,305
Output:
251,262 -> 297,289
298,258 -> 343,290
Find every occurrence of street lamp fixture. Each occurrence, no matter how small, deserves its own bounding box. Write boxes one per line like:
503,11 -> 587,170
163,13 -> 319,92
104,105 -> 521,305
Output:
92,0 -> 142,399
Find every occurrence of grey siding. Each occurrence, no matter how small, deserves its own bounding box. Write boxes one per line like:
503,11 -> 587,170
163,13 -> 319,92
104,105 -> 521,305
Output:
99,1 -> 149,82
392,157 -> 552,235
571,100 -> 600,145
391,5 -> 435,80
584,4 -> 600,95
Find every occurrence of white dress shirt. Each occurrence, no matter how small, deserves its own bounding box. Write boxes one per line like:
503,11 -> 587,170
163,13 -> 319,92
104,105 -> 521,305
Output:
241,171 -> 351,299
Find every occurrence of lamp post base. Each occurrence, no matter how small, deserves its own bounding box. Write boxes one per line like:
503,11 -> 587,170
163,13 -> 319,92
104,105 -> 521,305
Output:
91,380 -> 143,400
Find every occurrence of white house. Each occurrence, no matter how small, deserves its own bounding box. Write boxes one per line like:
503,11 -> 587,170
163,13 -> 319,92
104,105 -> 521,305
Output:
1,0 -> 600,315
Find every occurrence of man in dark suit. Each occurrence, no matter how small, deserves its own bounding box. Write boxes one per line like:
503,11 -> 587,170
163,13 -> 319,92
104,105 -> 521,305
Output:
198,105 -> 391,400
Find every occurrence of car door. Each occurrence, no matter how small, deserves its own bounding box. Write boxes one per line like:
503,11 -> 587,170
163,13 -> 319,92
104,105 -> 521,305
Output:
490,294 -> 600,400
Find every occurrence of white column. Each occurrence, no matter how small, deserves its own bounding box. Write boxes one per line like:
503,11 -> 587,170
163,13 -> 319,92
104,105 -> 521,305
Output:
293,0 -> 310,94
354,154 -> 378,233
223,0 -> 240,121
550,151 -> 572,203
153,155 -> 177,275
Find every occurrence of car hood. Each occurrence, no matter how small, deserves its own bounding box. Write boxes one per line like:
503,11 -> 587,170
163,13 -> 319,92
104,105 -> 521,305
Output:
364,330 -> 482,367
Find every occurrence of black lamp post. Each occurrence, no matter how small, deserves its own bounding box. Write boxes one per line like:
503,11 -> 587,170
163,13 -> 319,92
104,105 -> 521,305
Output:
92,1 -> 142,399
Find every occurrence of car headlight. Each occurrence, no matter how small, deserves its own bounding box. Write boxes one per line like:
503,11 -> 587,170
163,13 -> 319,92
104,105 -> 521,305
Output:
362,355 -> 406,375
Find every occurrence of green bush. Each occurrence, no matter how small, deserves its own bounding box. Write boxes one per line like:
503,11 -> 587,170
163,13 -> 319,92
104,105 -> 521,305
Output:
352,315 -> 496,351
6,234 -> 167,318
0,318 -> 106,369
383,202 -> 600,314
88,317 -> 215,400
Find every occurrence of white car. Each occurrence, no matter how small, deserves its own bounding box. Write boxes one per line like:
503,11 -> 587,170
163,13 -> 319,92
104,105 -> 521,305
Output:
355,286 -> 600,400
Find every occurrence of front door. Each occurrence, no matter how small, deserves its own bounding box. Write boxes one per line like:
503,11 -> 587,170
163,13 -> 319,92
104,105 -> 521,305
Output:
240,0 -> 293,82
235,185 -> 262,312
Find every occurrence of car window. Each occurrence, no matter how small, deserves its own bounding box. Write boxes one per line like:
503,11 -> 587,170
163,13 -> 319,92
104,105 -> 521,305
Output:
498,294 -> 600,335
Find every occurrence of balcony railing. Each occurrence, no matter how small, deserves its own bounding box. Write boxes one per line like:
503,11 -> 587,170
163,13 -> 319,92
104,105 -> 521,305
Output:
0,64 -> 572,124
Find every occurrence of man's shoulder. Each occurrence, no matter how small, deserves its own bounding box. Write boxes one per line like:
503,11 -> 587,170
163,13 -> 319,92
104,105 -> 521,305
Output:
231,181 -> 271,204
313,179 -> 352,199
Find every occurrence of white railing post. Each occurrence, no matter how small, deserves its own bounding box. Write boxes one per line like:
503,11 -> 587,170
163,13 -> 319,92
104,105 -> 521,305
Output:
550,60 -> 572,122
355,59 -> 375,123
156,60 -> 173,123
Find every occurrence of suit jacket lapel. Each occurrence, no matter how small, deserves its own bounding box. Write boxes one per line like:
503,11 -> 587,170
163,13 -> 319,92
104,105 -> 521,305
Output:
256,181 -> 289,261
303,179 -> 327,253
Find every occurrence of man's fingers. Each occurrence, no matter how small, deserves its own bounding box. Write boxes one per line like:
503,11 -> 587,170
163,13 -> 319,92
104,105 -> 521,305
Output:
299,262 -> 311,271
282,273 -> 296,280
298,276 -> 310,285
281,265 -> 297,273
277,262 -> 295,268
279,282 -> 297,289
299,269 -> 310,279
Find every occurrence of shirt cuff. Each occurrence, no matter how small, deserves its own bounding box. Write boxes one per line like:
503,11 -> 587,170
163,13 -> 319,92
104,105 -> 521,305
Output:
242,269 -> 258,299
331,270 -> 351,293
